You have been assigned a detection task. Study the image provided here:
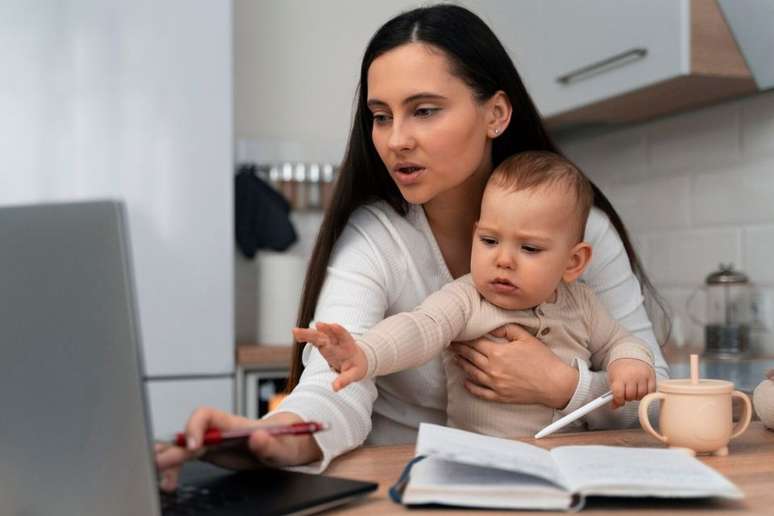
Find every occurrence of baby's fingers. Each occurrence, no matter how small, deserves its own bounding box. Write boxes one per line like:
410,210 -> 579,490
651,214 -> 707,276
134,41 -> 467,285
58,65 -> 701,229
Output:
610,381 -> 625,409
327,323 -> 353,342
625,382 -> 639,402
332,368 -> 362,392
315,322 -> 340,344
292,327 -> 326,346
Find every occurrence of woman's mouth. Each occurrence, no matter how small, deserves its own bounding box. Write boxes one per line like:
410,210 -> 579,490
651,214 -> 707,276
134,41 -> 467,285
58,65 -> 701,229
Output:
393,164 -> 425,186
491,278 -> 518,294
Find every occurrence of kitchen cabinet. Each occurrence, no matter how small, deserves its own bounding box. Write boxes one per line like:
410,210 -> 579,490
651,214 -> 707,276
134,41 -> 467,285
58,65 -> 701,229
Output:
718,0 -> 774,90
469,0 -> 756,130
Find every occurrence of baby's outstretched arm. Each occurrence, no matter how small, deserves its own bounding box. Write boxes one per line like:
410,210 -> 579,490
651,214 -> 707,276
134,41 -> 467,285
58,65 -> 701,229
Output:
292,322 -> 368,391
607,358 -> 656,409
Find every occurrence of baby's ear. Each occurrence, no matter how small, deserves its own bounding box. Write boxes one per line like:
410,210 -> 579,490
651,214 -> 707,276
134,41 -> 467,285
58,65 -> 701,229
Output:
563,242 -> 592,283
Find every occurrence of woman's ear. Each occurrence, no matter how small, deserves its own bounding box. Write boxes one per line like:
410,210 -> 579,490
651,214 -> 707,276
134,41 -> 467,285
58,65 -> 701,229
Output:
563,242 -> 592,283
487,90 -> 512,138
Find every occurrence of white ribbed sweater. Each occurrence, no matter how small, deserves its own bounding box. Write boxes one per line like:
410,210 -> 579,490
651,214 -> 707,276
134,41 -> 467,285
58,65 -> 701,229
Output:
357,275 -> 655,437
271,201 -> 670,473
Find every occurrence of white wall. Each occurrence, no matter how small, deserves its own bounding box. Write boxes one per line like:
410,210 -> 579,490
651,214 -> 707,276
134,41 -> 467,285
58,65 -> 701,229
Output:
0,0 -> 234,435
558,91 -> 774,352
234,0 -> 421,164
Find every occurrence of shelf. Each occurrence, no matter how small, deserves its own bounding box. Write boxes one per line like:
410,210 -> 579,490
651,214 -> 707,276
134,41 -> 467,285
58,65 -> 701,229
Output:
236,344 -> 293,370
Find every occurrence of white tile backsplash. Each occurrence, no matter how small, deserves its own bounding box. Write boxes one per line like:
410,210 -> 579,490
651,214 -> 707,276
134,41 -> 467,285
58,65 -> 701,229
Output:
741,90 -> 774,159
743,226 -> 774,285
563,126 -> 647,184
646,228 -> 741,287
604,175 -> 691,232
646,101 -> 741,176
693,158 -> 774,226
558,89 -> 774,301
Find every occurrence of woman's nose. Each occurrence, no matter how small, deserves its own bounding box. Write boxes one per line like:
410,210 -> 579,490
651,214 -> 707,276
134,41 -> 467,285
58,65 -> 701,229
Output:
387,120 -> 415,152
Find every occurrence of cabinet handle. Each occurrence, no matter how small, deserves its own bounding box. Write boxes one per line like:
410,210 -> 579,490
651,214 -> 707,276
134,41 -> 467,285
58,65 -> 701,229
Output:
556,48 -> 648,85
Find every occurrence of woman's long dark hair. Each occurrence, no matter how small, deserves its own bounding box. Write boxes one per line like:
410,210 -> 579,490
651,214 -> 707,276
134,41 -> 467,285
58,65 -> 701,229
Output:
287,4 -> 668,389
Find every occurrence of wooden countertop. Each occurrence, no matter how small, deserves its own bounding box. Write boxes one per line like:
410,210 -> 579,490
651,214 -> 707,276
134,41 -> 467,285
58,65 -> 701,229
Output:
325,422 -> 774,515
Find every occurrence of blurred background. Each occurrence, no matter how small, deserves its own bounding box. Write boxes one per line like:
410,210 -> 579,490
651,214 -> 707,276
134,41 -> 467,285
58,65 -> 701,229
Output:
2,0 -> 773,436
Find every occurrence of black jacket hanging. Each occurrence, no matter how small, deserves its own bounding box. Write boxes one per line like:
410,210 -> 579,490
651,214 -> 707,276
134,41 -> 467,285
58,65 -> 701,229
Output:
234,165 -> 297,258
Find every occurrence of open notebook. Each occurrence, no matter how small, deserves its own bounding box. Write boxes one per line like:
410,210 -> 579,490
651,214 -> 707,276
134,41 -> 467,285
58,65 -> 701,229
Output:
390,423 -> 743,511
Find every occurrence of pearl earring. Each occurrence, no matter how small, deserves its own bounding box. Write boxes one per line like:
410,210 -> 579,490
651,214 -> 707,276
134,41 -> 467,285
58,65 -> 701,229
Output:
494,128 -> 500,136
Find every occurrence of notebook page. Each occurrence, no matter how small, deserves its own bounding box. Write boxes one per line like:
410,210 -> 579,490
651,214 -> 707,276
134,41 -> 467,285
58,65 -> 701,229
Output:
415,423 -> 566,488
551,446 -> 743,498
404,457 -> 572,510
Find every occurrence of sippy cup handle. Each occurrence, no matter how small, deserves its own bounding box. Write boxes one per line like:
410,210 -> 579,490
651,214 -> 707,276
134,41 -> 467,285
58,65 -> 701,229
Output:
638,392 -> 668,443
730,390 -> 752,439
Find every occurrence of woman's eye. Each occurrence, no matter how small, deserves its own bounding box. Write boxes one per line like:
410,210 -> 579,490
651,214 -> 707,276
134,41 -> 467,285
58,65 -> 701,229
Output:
372,113 -> 391,125
522,245 -> 541,254
415,107 -> 439,118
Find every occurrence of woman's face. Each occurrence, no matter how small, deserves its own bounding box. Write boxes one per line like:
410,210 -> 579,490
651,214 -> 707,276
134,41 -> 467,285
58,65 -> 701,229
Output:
366,43 -> 494,205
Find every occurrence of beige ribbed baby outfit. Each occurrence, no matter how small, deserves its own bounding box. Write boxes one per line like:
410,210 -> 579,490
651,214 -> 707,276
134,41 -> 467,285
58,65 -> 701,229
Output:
357,274 -> 654,438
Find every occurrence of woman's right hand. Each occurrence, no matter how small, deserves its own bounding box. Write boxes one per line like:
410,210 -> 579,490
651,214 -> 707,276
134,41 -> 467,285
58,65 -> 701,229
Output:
451,323 -> 579,409
155,408 -> 323,492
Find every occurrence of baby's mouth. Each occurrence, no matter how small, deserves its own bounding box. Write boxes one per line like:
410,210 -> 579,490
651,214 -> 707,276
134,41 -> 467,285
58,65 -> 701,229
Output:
491,278 -> 518,293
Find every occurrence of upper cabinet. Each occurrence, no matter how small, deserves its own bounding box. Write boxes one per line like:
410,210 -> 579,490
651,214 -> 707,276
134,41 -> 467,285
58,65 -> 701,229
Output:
468,0 -> 756,130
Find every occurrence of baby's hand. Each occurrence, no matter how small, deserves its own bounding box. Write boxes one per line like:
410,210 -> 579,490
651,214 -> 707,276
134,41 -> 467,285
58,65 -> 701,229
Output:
607,358 -> 656,409
292,322 -> 368,391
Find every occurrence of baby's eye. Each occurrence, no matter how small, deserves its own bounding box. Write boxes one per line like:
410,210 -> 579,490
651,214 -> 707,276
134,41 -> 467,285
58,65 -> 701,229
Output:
479,236 -> 497,246
522,245 -> 541,254
415,107 -> 439,118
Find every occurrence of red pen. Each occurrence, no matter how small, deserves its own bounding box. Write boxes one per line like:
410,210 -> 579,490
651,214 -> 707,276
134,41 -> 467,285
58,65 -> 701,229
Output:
174,421 -> 329,447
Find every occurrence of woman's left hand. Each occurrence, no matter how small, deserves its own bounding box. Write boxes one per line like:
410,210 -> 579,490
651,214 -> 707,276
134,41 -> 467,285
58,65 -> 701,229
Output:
450,323 -> 579,409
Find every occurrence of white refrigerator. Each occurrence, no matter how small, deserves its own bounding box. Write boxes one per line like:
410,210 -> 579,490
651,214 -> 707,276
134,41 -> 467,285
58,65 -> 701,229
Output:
0,0 -> 234,438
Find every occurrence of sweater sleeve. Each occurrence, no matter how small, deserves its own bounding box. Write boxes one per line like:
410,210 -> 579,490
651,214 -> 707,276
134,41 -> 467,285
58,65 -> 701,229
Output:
557,208 -> 670,429
358,277 -> 476,377
582,283 -> 654,370
265,207 -> 403,473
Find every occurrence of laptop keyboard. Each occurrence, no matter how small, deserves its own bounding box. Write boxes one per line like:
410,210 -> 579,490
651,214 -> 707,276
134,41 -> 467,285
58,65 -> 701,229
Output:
160,484 -> 248,515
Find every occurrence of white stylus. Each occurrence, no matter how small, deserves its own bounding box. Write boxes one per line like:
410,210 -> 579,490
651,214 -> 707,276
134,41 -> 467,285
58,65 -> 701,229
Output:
534,390 -> 614,439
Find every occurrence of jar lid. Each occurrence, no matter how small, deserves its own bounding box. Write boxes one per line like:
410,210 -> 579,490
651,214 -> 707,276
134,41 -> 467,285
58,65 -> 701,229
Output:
706,263 -> 749,285
658,378 -> 733,394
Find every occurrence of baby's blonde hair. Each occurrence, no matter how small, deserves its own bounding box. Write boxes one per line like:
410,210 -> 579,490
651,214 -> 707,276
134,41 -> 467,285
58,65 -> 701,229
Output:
488,151 -> 593,243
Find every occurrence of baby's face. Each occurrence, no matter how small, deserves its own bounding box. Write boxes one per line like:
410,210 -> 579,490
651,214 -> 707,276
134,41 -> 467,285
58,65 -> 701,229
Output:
471,183 -> 582,310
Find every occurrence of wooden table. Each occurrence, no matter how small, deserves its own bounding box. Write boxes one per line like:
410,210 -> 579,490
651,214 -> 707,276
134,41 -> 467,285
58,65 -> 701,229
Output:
324,422 -> 774,515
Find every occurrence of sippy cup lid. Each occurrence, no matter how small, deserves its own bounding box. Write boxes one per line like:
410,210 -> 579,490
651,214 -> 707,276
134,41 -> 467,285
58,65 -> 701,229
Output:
658,378 -> 733,394
658,353 -> 734,393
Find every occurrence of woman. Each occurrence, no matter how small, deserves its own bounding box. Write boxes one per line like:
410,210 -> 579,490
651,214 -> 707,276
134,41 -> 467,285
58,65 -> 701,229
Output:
157,4 -> 669,489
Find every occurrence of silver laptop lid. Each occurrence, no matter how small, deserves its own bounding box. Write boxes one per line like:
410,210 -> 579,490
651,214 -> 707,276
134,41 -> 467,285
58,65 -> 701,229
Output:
0,201 -> 160,515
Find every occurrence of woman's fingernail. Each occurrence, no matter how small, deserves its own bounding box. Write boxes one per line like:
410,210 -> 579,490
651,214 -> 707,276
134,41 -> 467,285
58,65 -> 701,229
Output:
187,436 -> 196,450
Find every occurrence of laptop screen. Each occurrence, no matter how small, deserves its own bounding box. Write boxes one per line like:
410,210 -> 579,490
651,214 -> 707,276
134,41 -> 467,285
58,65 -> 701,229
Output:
0,200 -> 379,516
0,201 -> 160,515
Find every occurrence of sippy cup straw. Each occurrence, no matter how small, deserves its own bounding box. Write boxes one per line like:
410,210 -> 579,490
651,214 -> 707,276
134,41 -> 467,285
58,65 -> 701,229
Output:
690,353 -> 699,384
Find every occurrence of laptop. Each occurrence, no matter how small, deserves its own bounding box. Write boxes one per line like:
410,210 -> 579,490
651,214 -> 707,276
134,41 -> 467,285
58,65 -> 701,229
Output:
0,200 -> 377,515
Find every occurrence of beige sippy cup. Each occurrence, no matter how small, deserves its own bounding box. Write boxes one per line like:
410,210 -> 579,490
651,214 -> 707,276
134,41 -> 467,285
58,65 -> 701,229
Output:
638,354 -> 752,456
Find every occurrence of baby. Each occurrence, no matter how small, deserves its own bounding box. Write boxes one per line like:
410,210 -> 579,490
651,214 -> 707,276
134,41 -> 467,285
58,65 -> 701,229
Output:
294,151 -> 656,438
